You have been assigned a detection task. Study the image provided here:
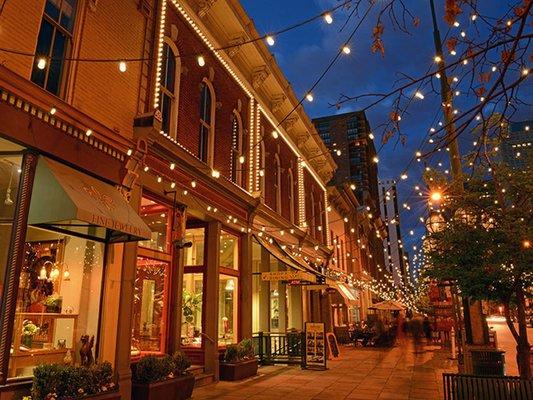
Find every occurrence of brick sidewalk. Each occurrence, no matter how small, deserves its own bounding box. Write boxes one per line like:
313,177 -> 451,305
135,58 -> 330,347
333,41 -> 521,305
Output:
192,339 -> 457,400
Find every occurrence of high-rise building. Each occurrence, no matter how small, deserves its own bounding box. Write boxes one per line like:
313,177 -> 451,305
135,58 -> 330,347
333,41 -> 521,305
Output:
501,120 -> 533,169
378,179 -> 407,287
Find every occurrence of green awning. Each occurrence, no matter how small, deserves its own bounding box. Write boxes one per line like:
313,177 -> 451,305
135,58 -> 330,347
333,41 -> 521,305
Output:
28,157 -> 151,243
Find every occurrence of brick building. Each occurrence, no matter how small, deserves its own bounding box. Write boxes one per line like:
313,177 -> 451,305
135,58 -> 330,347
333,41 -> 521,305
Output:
0,1 -> 375,398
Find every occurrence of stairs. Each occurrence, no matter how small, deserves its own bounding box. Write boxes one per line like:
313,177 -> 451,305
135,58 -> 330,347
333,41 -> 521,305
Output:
187,365 -> 215,387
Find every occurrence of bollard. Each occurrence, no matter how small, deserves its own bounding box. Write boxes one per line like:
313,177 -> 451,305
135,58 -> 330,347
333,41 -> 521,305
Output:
450,327 -> 457,360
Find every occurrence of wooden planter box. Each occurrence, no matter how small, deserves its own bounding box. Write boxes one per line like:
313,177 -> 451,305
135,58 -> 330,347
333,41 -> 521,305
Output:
132,375 -> 195,400
219,359 -> 258,381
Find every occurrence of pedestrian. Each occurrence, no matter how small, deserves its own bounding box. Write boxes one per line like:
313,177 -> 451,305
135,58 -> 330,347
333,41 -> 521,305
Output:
423,317 -> 432,341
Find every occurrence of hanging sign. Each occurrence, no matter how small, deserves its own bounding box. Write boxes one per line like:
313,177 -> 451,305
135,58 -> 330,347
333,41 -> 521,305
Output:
261,271 -> 315,282
303,322 -> 327,370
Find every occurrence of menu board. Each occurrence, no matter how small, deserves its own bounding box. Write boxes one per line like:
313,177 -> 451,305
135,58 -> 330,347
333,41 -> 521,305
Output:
304,322 -> 326,370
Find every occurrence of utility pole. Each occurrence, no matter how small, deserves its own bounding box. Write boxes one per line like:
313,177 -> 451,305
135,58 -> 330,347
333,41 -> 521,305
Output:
428,0 -> 489,360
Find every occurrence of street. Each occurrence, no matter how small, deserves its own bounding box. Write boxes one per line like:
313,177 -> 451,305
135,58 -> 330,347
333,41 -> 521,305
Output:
193,339 -> 457,400
488,318 -> 533,376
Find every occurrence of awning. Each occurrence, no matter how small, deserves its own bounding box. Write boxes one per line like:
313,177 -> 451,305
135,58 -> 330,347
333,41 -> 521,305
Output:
253,234 -> 307,272
28,157 -> 151,243
335,282 -> 359,306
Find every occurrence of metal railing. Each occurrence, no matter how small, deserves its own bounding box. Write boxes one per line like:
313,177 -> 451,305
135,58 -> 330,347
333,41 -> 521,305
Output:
252,331 -> 304,365
443,373 -> 533,400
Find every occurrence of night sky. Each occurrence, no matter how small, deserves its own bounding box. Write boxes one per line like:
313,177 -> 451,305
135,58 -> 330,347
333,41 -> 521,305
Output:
241,0 -> 532,265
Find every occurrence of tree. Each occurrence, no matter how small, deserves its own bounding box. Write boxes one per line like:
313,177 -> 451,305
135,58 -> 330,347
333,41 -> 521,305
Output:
423,160 -> 532,378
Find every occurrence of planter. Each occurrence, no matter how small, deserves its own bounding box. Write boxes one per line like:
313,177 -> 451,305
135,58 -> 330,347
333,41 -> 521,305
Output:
21,335 -> 33,347
219,359 -> 258,381
132,375 -> 195,400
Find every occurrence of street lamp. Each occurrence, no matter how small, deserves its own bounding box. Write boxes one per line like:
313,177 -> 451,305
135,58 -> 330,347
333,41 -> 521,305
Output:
430,191 -> 442,202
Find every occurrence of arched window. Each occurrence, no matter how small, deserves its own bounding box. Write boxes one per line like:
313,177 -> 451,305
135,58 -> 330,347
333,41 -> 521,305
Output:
231,112 -> 244,186
199,80 -> 215,165
274,154 -> 282,213
288,169 -> 295,224
159,38 -> 180,138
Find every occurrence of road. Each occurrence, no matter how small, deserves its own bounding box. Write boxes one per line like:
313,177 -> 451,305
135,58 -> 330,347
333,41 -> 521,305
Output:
487,316 -> 533,376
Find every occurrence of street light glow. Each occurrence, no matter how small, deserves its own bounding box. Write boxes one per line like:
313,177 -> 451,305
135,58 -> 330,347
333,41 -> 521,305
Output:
430,192 -> 442,202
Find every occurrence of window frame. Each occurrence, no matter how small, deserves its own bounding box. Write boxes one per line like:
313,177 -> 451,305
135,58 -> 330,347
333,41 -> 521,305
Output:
198,79 -> 216,166
159,38 -> 181,139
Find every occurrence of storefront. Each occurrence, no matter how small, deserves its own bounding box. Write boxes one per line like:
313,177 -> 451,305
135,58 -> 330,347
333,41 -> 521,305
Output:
0,137 -> 151,381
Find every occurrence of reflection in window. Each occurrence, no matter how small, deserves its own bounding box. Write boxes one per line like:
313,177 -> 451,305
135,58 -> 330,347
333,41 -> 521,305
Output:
10,227 -> 104,378
138,197 -> 170,252
31,0 -> 77,96
132,257 -> 168,355
218,275 -> 237,345
184,228 -> 204,266
181,273 -> 203,347
219,231 -> 238,269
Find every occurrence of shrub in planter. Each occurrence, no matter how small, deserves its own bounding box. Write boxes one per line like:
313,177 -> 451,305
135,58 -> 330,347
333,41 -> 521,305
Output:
31,362 -> 116,400
132,353 -> 194,400
220,339 -> 258,381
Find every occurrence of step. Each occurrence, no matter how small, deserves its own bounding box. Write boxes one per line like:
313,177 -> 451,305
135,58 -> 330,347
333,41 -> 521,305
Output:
194,372 -> 215,387
187,365 -> 205,376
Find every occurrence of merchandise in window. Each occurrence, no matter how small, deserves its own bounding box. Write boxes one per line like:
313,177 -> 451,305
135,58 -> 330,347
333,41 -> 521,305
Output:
181,273 -> 203,347
131,257 -> 169,355
219,231 -> 238,269
9,227 -> 104,378
218,275 -> 238,345
138,197 -> 171,252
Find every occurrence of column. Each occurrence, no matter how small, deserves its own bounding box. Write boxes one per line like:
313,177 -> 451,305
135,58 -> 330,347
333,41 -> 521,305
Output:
239,234 -> 253,339
204,220 -> 220,378
288,286 -> 303,330
258,247 -> 270,332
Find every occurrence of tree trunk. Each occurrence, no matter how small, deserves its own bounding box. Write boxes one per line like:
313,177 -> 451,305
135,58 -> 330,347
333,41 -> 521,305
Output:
515,287 -> 532,379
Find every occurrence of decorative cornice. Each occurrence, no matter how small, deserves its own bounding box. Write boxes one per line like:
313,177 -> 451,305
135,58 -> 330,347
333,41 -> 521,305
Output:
226,35 -> 245,58
251,66 -> 269,90
197,0 -> 217,18
283,116 -> 298,132
270,94 -> 286,114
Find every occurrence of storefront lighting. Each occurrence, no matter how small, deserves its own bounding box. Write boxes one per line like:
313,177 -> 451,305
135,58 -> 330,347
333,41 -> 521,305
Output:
197,55 -> 206,67
127,149 -> 133,156
191,180 -> 197,188
170,163 -> 175,170
85,129 -> 92,136
170,182 -> 176,189
37,58 -> 47,70
271,130 -> 278,139
50,107 -> 57,115
119,61 -> 127,72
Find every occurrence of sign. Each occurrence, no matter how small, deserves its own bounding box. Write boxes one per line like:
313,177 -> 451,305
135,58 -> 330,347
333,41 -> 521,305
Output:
303,322 -> 326,370
326,332 -> 340,358
261,271 -> 315,282
305,285 -> 329,290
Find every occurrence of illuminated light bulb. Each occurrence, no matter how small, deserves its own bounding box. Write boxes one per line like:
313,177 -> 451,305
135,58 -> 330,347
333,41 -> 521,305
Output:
415,151 -> 422,157
430,192 -> 442,202
183,190 -> 188,195
143,166 -> 149,172
522,68 -> 529,76
350,183 -> 356,190
480,96 -> 485,102
266,36 -> 275,46
525,126 -> 530,131
523,240 -> 531,249
401,174 -> 408,180
463,59 -> 468,65
238,155 -> 245,164
336,149 -> 341,156
435,73 -> 441,79
127,149 -> 133,156
450,50 -> 456,56
372,156 -> 379,163
259,169 -> 265,177
460,31 -> 466,37
37,58 -> 46,70
211,170 -> 220,178
324,13 -> 333,24
453,76 -> 459,82
306,92 -> 314,102
191,180 -> 197,188
342,45 -> 351,54
197,55 -> 206,67
368,133 -> 374,139
170,182 -> 176,189
434,55 -> 442,63
170,162 -> 175,170
492,66 -> 497,72
453,109 -> 459,114
63,269 -> 70,280
271,130 -> 278,139
506,20 -> 512,26
85,129 -> 92,136
415,91 -> 424,99
455,90 -> 460,96
453,21 -> 460,27
157,176 -> 162,183
476,115 -> 481,121
50,107 -> 57,115
471,14 -> 477,21
119,61 -> 127,72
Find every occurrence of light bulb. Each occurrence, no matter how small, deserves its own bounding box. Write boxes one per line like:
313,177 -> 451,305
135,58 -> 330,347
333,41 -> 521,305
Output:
85,129 -> 92,136
266,36 -> 275,46
434,56 -> 442,63
211,170 -> 220,178
271,130 -> 278,139
372,156 -> 379,163
415,91 -> 424,99
197,55 -> 205,67
119,61 -> 127,72
306,93 -> 314,102
342,45 -> 351,54
324,13 -> 333,24
37,58 -> 46,70
453,21 -> 460,27
50,107 -> 57,115
238,155 -> 245,164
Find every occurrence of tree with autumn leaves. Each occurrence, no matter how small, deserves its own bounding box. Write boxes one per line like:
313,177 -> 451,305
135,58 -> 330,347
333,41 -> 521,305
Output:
423,158 -> 532,379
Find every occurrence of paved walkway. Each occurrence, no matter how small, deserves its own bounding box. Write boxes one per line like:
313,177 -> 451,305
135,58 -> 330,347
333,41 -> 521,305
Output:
193,339 -> 457,400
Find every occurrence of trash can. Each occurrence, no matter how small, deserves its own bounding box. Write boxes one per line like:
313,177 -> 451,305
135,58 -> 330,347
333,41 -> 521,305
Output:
471,349 -> 505,376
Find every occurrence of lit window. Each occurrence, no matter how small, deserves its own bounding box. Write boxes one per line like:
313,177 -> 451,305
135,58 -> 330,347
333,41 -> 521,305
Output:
219,275 -> 238,345
184,228 -> 205,266
138,197 -> 171,253
199,82 -> 214,164
159,41 -> 179,137
181,273 -> 203,347
219,231 -> 239,270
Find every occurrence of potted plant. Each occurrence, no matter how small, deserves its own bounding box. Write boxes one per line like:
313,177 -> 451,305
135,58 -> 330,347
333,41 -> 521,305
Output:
30,361 -> 119,400
219,338 -> 258,381
44,294 -> 63,313
22,320 -> 40,348
132,351 -> 194,400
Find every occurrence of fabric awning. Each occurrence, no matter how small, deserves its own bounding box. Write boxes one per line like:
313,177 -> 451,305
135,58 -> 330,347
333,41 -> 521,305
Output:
253,234 -> 307,272
28,157 -> 151,243
335,282 -> 359,306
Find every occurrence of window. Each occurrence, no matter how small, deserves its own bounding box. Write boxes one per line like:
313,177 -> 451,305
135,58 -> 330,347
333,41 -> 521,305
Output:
230,113 -> 243,186
31,0 -> 77,96
274,154 -> 282,213
288,169 -> 295,224
132,257 -> 169,354
159,39 -> 180,137
181,273 -> 203,347
259,140 -> 265,197
138,197 -> 171,252
220,231 -> 238,269
199,81 -> 214,164
310,191 -> 316,238
218,275 -> 237,345
184,228 -> 205,266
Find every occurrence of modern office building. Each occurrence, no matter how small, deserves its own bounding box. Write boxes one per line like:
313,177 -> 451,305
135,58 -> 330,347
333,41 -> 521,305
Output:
501,120 -> 533,169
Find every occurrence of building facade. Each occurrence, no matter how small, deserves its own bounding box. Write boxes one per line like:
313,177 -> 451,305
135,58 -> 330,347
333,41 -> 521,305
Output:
501,120 -> 532,169
0,0 -> 358,398
378,179 -> 407,287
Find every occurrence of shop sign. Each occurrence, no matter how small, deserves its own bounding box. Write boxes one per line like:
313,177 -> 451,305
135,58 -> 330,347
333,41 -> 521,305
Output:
261,271 -> 315,282
303,322 -> 327,370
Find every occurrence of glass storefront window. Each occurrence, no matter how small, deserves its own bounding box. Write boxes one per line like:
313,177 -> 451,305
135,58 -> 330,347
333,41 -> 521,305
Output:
132,257 -> 169,355
218,275 -> 237,345
138,197 -> 171,252
181,273 -> 203,347
184,228 -> 204,266
9,226 -> 104,378
219,231 -> 238,269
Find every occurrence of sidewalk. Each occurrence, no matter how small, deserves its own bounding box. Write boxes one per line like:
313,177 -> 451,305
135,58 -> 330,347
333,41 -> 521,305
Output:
193,339 -> 457,400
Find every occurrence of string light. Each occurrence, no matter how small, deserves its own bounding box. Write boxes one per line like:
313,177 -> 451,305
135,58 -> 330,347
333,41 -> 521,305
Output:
197,55 -> 206,67
453,21 -> 460,27
324,13 -> 333,24
50,107 -> 57,115
434,55 -> 442,63
415,91 -> 425,99
266,36 -> 275,46
37,58 -> 46,70
170,163 -> 175,170
85,129 -> 92,137
271,130 -> 279,139
342,45 -> 351,54
119,61 -> 127,72
306,92 -> 314,102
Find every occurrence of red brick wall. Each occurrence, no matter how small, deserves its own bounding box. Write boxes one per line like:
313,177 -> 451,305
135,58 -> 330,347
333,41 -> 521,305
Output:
164,5 -> 250,188
304,169 -> 325,243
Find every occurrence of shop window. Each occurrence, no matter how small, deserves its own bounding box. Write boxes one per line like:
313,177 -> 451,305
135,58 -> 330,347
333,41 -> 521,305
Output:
219,231 -> 238,269
131,257 -> 169,355
184,227 -> 205,266
9,227 -> 104,378
181,273 -> 203,347
138,197 -> 171,253
159,39 -> 180,138
31,0 -> 77,96
218,275 -> 238,345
